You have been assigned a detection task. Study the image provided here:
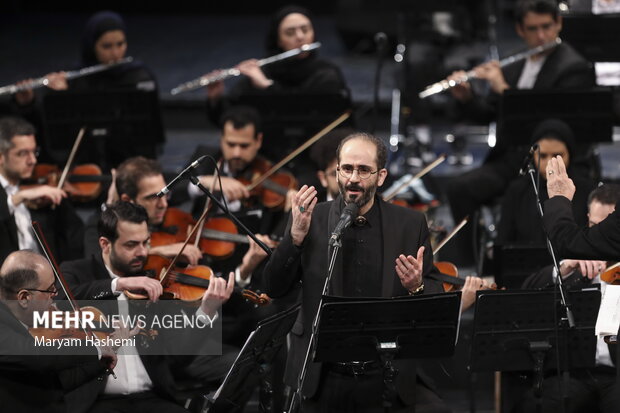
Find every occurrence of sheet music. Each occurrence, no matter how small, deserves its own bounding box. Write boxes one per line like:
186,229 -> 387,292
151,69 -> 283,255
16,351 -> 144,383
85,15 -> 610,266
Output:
595,284 -> 620,337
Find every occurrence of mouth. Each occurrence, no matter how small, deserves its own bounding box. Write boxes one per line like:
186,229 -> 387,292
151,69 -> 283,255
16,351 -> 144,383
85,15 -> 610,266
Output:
345,185 -> 364,198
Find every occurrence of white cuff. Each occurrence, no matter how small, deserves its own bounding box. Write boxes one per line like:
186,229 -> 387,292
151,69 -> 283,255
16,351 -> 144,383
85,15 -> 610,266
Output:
235,266 -> 252,287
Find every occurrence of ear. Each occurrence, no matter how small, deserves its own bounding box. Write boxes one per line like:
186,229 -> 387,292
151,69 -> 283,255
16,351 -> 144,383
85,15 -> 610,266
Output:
556,15 -> 563,32
515,22 -> 524,39
377,168 -> 388,187
16,290 -> 30,308
120,194 -> 132,202
99,236 -> 111,254
256,133 -> 263,149
317,171 -> 328,189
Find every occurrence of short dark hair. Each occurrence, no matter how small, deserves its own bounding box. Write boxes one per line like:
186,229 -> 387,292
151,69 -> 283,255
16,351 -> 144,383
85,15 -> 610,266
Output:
588,183 -> 620,207
115,156 -> 162,200
310,127 -> 356,171
219,106 -> 262,138
98,201 -> 148,243
515,0 -> 559,25
0,250 -> 42,298
337,132 -> 388,170
0,116 -> 36,153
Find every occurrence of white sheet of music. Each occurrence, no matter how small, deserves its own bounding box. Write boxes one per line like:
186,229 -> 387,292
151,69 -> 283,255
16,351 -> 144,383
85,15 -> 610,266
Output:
595,283 -> 620,337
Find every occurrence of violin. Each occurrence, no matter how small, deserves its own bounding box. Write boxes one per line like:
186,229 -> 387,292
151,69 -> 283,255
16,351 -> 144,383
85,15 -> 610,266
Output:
22,163 -> 109,204
130,262 -> 270,306
383,155 -> 446,207
139,206 -> 270,306
150,207 -> 249,261
601,262 -> 620,285
236,157 -> 298,211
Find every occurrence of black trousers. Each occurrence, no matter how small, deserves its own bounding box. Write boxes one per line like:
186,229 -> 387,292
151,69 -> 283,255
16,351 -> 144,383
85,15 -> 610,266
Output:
301,368 -> 452,413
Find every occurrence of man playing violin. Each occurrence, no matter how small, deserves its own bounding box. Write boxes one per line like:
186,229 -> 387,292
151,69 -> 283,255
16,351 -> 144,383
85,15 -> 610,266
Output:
84,156 -> 203,265
508,184 -> 620,412
0,116 -> 85,265
60,201 -> 237,412
0,250 -> 117,413
261,132 -> 451,412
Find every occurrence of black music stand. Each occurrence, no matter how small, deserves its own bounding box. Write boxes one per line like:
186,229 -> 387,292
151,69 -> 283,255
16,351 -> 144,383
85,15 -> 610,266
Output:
42,89 -> 165,170
312,292 -> 461,411
498,88 -> 615,147
493,245 -> 553,289
231,91 -> 352,170
562,13 -> 620,63
471,287 -> 601,411
201,304 -> 300,413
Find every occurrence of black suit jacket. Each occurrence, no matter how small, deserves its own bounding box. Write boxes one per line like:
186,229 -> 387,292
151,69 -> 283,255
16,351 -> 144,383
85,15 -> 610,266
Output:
0,185 -> 84,265
543,196 -> 620,260
261,196 -> 444,404
0,301 -> 104,413
59,254 -> 205,402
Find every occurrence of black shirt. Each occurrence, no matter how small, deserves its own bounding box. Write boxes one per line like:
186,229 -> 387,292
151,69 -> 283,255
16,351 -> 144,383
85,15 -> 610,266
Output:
341,201 -> 383,297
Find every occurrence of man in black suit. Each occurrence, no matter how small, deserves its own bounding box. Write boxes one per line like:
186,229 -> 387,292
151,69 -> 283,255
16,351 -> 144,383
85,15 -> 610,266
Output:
0,250 -> 116,413
544,156 -> 620,259
0,116 -> 84,265
444,0 -> 596,265
59,201 -> 235,412
512,184 -> 619,412
262,133 -> 450,412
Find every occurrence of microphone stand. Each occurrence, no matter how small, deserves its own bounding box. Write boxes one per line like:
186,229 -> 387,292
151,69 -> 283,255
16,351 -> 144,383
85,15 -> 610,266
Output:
287,232 -> 344,413
187,174 -> 272,256
524,160 -> 573,413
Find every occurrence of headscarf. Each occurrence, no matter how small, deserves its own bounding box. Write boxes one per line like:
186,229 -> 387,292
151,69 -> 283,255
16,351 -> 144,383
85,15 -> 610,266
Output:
80,11 -> 126,66
530,118 -> 576,158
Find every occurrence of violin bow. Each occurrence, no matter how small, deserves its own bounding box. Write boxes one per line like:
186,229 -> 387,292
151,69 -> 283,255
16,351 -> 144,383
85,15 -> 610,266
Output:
433,216 -> 468,256
56,127 -> 86,190
31,221 -> 117,378
192,159 -> 222,250
246,110 -> 351,191
382,154 -> 446,202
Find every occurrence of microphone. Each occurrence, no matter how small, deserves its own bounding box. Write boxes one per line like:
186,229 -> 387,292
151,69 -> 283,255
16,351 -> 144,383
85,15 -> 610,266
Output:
329,203 -> 360,245
519,144 -> 539,176
157,155 -> 207,197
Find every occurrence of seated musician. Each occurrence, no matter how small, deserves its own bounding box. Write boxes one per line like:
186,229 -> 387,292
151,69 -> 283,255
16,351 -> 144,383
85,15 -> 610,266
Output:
508,184 -> 619,412
59,201 -> 236,412
0,250 -> 116,413
205,4 -> 350,126
0,116 -> 85,265
496,119 -> 595,247
84,156 -> 202,265
444,0 -> 595,266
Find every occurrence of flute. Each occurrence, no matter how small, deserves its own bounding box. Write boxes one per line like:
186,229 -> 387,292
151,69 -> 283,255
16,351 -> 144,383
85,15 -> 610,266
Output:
0,57 -> 134,96
418,38 -> 561,99
170,42 -> 321,95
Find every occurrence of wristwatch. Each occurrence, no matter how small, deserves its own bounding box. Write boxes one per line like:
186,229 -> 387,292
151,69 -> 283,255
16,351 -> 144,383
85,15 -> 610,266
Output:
408,282 -> 424,295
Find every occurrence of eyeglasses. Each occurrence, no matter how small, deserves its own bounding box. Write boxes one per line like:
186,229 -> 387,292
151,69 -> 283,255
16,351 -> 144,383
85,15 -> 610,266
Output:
22,285 -> 58,296
12,147 -> 40,159
337,165 -> 378,180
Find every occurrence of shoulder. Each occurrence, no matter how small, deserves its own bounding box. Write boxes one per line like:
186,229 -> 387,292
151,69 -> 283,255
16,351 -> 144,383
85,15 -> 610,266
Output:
381,199 -> 426,223
60,255 -> 97,273
550,42 -> 590,68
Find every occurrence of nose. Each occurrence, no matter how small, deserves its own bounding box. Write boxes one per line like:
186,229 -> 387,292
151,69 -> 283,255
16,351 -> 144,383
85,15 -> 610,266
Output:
232,146 -> 242,158
348,168 -> 361,183
157,195 -> 168,209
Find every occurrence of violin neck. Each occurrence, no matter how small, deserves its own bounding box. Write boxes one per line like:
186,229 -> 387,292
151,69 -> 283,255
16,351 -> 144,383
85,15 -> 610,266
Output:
260,178 -> 289,196
202,228 -> 249,244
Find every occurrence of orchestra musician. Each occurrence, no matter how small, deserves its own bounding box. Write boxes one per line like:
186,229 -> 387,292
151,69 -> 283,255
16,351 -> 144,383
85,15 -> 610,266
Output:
59,201 -> 236,412
496,119 -> 595,247
0,116 -> 84,265
83,156 -> 203,265
544,156 -> 620,259
444,0 -> 596,266
0,250 -> 117,413
204,4 -> 350,127
261,133 -> 451,412
509,184 -> 619,412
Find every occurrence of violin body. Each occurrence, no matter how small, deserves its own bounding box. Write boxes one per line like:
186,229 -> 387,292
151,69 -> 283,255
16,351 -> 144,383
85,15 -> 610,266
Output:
237,157 -> 298,211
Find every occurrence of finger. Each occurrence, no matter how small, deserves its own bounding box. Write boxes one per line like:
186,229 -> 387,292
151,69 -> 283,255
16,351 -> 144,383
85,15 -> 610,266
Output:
416,246 -> 425,264
306,195 -> 319,213
556,156 -> 568,176
226,272 -> 235,295
547,157 -> 558,175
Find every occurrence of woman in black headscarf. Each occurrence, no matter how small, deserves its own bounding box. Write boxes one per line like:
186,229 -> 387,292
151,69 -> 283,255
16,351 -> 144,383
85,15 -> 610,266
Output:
495,118 -> 596,247
206,5 -> 350,126
70,10 -> 156,91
